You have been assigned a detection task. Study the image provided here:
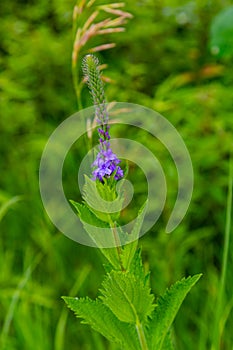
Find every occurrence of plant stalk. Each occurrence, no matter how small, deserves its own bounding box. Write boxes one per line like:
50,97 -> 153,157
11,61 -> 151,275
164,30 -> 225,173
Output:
212,157 -> 232,350
136,321 -> 149,350
72,57 -> 83,111
110,220 -> 125,271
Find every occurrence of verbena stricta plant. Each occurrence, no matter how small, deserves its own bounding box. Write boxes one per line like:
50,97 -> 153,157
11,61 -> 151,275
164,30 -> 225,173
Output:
63,54 -> 202,350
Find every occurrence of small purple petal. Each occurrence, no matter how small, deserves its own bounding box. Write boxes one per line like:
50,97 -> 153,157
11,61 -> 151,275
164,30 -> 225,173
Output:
98,128 -> 105,135
92,147 -> 124,182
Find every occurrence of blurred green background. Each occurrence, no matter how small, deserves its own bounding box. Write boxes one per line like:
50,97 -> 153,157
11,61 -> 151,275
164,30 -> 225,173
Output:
1,0 -> 233,349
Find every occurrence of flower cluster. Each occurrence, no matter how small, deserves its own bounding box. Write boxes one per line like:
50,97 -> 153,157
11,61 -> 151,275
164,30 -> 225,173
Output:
92,135 -> 124,182
82,55 -> 123,182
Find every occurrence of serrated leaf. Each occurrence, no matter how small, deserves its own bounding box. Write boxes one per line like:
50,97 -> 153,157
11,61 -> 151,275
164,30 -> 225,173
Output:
120,239 -> 138,271
119,201 -> 147,272
130,200 -> 147,241
82,175 -> 124,222
99,247 -> 121,270
100,271 -> 155,324
129,248 -> 149,285
96,177 -> 117,202
70,200 -> 108,228
162,331 -> 175,350
149,274 -> 202,350
62,296 -> 140,350
70,200 -> 116,247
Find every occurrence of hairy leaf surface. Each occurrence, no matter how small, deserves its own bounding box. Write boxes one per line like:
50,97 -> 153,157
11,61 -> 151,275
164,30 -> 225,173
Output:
149,274 -> 202,349
63,296 -> 140,349
100,270 -> 155,324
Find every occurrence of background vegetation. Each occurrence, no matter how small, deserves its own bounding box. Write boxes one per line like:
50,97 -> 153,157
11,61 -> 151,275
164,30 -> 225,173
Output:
1,0 -> 233,349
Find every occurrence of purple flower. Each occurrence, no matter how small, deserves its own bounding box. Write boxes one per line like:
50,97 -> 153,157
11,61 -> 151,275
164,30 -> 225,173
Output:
82,54 -> 123,182
92,135 -> 124,182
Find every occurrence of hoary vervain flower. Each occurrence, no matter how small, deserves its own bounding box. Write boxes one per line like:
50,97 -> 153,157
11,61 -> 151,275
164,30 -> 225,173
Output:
82,54 -> 123,182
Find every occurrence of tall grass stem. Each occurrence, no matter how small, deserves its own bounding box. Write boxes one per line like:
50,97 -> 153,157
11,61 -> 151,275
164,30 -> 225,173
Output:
212,157 -> 232,350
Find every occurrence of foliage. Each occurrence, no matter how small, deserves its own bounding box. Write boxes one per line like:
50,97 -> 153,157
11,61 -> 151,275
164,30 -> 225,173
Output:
209,6 -> 233,58
0,0 -> 233,349
148,275 -> 201,349
65,177 -> 201,348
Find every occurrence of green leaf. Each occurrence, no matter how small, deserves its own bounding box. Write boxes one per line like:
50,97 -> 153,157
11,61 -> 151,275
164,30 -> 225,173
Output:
119,201 -> 147,271
62,296 -> 140,350
130,200 -> 148,240
128,248 -> 150,286
82,175 -> 124,222
70,200 -> 108,228
149,274 -> 202,350
100,270 -> 155,324
101,228 -> 138,272
210,6 -> 233,58
120,240 -> 138,271
162,331 -> 175,350
95,177 -> 117,202
99,247 -> 121,270
70,200 -> 117,247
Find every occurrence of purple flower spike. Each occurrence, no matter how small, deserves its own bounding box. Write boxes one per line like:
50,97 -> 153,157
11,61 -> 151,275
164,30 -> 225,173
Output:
82,54 -> 124,182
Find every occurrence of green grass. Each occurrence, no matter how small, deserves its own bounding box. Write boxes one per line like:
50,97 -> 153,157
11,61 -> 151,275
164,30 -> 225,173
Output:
212,158 -> 233,350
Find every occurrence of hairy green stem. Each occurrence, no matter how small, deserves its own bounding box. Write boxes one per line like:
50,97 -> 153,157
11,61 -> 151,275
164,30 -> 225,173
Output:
72,52 -> 94,153
110,220 -> 125,271
136,321 -> 149,350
